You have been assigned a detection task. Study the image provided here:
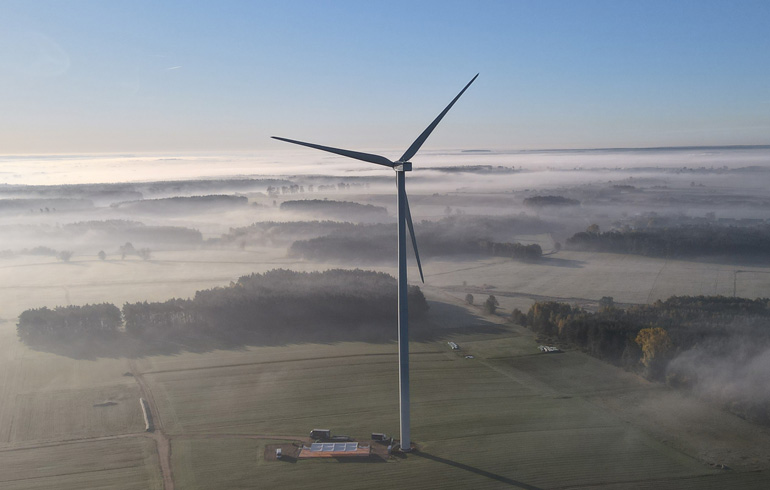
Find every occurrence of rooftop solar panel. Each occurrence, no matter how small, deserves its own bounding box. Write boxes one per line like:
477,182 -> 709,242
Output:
309,442 -> 359,452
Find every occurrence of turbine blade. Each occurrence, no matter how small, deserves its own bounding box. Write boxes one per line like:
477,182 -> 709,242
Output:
404,192 -> 424,283
399,74 -> 479,163
272,136 -> 394,167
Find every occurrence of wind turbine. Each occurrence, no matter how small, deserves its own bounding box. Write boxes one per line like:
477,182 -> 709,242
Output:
272,74 -> 478,451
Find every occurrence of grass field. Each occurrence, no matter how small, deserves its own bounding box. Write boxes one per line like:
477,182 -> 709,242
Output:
2,245 -> 770,488
424,251 -> 770,304
153,332 -> 731,489
0,438 -> 162,490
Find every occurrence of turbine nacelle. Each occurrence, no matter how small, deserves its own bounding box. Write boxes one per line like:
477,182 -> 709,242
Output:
394,162 -> 412,172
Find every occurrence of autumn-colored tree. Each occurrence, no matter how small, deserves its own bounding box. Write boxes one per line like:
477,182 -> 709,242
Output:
635,327 -> 673,379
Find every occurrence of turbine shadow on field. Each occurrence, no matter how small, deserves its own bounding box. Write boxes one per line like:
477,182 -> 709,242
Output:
21,301 -> 506,360
412,450 -> 543,489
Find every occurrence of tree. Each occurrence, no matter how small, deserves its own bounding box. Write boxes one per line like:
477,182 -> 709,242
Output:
97,250 -> 107,261
120,242 -> 135,260
465,294 -> 474,305
483,295 -> 499,315
598,296 -> 615,310
137,248 -> 152,261
587,224 -> 600,234
635,327 -> 673,379
57,250 -> 73,262
553,241 -> 562,252
510,308 -> 527,325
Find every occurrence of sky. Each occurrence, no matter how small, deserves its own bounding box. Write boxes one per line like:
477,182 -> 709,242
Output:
0,0 -> 768,154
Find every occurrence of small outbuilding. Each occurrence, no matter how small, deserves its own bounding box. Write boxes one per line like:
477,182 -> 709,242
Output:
309,429 -> 331,440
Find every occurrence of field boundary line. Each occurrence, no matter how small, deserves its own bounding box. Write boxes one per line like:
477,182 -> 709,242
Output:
0,432 -> 149,453
140,351 -> 436,375
442,285 -> 640,308
129,359 -> 174,490
172,433 -> 310,443
546,471 -> 723,490
0,463 -> 144,484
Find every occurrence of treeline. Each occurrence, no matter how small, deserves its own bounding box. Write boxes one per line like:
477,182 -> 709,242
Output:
17,269 -> 429,346
431,165 -> 517,174
63,220 -> 203,244
113,195 -> 248,212
477,240 -> 542,261
0,178 -> 289,202
513,296 -> 770,424
566,224 -> 770,258
219,221 -> 358,247
17,304 -> 122,344
291,232 -> 541,262
289,215 -> 551,262
523,195 -> 581,208
0,198 -> 93,213
279,200 -> 388,220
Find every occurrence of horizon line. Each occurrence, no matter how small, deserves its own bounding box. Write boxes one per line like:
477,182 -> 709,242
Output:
2,143 -> 770,159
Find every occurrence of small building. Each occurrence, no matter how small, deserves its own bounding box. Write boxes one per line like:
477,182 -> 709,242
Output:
448,341 -> 459,350
310,429 -> 331,440
371,433 -> 388,441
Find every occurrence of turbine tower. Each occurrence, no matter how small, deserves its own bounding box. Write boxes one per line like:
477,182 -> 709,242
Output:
272,74 -> 478,451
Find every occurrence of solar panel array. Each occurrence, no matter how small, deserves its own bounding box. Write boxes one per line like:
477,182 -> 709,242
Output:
309,442 -> 359,452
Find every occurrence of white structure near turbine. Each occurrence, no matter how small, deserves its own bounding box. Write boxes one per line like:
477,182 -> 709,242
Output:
272,74 -> 478,451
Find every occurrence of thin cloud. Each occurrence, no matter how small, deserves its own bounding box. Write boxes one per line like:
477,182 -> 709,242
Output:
166,66 -> 182,70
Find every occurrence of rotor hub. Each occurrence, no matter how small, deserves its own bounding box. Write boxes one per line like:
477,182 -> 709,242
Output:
394,162 -> 412,172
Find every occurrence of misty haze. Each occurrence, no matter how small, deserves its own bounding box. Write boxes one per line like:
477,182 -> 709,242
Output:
3,1 -> 770,489
3,145 -> 770,488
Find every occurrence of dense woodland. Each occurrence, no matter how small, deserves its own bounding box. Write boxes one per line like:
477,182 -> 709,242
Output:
17,303 -> 122,344
289,215 -> 549,262
279,199 -> 388,220
218,220 -> 359,247
18,269 -> 429,347
566,224 -> 770,258
523,195 -> 581,208
513,296 -> 770,424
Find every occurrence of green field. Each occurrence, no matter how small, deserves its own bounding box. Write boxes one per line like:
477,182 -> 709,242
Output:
2,247 -> 770,488
0,438 -> 161,490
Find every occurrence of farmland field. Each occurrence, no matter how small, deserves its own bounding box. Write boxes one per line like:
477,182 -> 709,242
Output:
2,237 -> 770,488
154,325 -> 770,489
0,438 -> 162,490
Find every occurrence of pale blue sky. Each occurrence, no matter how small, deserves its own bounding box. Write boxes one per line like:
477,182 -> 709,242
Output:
0,0 -> 768,153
